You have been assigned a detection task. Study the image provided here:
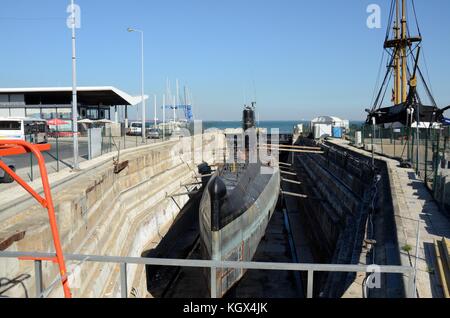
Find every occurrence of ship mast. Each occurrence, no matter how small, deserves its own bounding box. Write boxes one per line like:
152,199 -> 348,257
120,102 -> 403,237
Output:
394,0 -> 401,105
367,0 -> 445,131
385,0 -> 421,105
401,0 -> 408,103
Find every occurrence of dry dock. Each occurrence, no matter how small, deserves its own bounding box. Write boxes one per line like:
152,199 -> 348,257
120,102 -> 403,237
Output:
0,131 -> 447,298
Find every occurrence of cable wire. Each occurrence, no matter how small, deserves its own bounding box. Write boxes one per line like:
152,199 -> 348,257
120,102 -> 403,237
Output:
411,0 -> 422,37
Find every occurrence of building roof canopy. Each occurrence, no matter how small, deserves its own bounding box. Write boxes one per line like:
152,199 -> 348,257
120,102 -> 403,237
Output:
311,116 -> 344,124
0,86 -> 147,106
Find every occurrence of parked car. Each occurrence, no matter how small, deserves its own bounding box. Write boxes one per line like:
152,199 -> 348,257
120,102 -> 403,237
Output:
127,122 -> 152,136
147,128 -> 161,139
127,122 -> 142,136
0,157 -> 16,184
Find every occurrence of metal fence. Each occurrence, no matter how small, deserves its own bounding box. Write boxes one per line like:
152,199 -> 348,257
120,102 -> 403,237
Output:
348,125 -> 450,214
0,251 -> 416,299
2,126 -> 172,186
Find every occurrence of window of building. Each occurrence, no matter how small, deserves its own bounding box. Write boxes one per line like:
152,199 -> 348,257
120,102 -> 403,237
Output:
57,108 -> 72,120
9,108 -> 25,117
0,108 -> 10,117
26,108 -> 42,119
42,108 -> 57,120
87,108 -> 98,120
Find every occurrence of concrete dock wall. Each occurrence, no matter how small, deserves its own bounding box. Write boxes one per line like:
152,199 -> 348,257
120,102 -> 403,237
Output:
434,171 -> 450,215
335,139 -> 450,298
293,138 -> 403,298
0,132 -> 225,298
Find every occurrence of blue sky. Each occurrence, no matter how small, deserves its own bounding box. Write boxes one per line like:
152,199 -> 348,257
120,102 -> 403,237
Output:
0,0 -> 449,121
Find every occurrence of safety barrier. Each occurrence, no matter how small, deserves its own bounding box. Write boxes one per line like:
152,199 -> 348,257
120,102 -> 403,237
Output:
0,251 -> 416,299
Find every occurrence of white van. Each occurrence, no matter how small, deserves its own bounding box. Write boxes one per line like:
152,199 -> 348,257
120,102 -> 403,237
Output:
127,122 -> 151,136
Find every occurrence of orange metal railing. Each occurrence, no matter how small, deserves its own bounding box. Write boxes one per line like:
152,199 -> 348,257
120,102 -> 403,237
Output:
0,140 -> 72,298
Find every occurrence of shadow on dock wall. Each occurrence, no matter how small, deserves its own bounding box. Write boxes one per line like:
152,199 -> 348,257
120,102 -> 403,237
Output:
142,188 -> 208,298
0,274 -> 31,298
291,137 -> 404,298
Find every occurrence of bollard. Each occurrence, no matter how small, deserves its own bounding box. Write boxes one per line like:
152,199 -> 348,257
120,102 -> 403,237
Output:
34,260 -> 43,298
210,267 -> 217,298
30,152 -> 33,181
307,270 -> 314,298
120,263 -> 128,298
56,135 -> 60,172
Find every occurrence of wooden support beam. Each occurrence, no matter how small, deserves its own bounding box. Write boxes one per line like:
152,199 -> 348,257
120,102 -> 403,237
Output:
281,178 -> 302,185
168,191 -> 199,198
281,191 -> 323,201
261,144 -> 322,151
195,173 -> 214,178
259,146 -> 324,154
280,170 -> 297,176
181,182 -> 203,187
281,191 -> 308,199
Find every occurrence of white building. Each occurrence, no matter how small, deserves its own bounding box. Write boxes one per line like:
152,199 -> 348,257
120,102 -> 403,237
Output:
311,116 -> 349,139
0,86 -> 146,131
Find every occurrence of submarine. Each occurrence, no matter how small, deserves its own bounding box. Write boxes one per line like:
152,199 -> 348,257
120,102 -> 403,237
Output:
199,104 -> 281,297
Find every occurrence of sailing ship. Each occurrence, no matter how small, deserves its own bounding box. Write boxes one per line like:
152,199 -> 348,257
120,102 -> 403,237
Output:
365,0 -> 449,128
199,103 -> 280,298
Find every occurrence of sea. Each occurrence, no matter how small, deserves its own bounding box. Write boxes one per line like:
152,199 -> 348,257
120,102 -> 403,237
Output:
201,121 -> 364,134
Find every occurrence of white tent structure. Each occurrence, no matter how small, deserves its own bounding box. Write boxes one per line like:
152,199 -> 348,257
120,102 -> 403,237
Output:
311,116 -> 349,139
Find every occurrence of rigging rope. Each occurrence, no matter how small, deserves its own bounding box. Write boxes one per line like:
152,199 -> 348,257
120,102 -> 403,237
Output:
420,47 -> 435,97
371,50 -> 386,107
372,56 -> 394,111
378,71 -> 393,110
417,66 -> 437,107
386,0 -> 396,41
411,0 -> 422,37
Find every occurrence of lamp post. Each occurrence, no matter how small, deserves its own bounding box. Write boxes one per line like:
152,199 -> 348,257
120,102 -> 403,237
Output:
163,94 -> 166,141
127,27 -> 146,143
70,0 -> 79,170
154,94 -> 157,127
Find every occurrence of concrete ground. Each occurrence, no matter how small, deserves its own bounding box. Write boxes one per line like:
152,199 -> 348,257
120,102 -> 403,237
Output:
331,139 -> 450,298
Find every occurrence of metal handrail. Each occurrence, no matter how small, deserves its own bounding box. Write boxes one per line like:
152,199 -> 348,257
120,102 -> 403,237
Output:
0,141 -> 71,298
0,251 -> 416,299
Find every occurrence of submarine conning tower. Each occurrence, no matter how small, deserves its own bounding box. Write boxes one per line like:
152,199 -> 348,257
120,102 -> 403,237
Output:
243,102 -> 256,131
208,176 -> 228,231
243,103 -> 256,161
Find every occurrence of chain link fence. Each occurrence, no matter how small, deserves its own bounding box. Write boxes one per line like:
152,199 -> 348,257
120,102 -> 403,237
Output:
348,125 -> 450,214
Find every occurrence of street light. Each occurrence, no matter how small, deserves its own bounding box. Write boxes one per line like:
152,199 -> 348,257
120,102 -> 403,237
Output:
70,0 -> 80,170
128,27 -> 146,143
